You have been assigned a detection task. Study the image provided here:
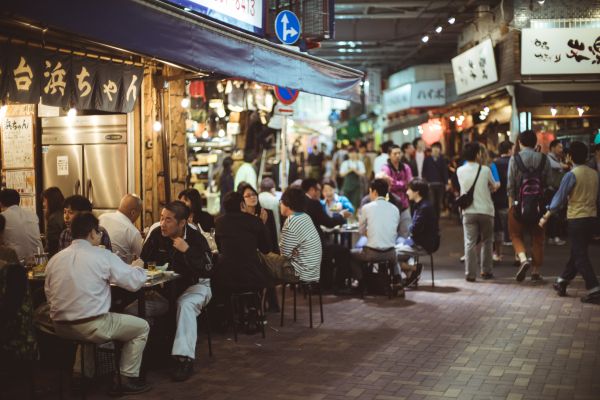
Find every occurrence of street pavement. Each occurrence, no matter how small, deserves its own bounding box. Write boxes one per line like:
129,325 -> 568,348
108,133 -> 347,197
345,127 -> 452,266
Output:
28,217 -> 600,400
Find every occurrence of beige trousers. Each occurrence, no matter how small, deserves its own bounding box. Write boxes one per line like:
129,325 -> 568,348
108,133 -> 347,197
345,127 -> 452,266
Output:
54,312 -> 149,378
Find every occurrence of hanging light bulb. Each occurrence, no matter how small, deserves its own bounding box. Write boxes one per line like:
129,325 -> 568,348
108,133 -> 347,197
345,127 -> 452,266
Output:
153,121 -> 162,132
450,116 -> 456,121
421,35 -> 430,43
435,26 -> 443,34
218,129 -> 225,138
577,106 -> 585,116
67,108 -> 77,118
201,130 -> 209,139
448,17 -> 456,24
537,0 -> 545,4
180,98 -> 190,108
483,106 -> 490,114
550,106 -> 557,116
403,129 -> 409,136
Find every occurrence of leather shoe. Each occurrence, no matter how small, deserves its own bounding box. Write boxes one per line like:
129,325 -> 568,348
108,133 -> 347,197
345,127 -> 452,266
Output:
171,357 -> 194,382
109,377 -> 151,396
553,280 -> 568,297
581,290 -> 600,304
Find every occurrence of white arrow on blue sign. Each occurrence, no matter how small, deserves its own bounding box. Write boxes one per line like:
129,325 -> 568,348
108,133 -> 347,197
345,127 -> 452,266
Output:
275,10 -> 301,45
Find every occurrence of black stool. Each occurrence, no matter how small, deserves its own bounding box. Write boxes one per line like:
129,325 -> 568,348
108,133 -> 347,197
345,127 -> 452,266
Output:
197,304 -> 213,357
230,291 -> 265,342
280,281 -> 324,328
364,260 -> 404,299
398,250 -> 435,287
56,339 -> 122,400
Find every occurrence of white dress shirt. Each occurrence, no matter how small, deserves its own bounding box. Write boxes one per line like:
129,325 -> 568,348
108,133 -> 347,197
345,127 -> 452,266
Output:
99,211 -> 143,257
259,191 -> 281,240
359,197 -> 400,249
457,162 -> 496,217
416,151 -> 425,178
234,162 -> 257,190
45,239 -> 146,321
1,205 -> 43,260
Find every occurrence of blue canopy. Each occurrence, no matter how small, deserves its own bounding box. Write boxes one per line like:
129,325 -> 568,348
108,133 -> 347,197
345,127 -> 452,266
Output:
3,0 -> 363,102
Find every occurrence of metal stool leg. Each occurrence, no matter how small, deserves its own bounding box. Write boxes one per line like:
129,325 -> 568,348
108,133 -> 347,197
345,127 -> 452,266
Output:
114,343 -> 122,393
80,344 -> 86,400
307,284 -> 313,329
204,307 -> 213,357
430,254 -> 435,287
318,282 -> 324,324
230,294 -> 238,342
256,293 -> 265,339
280,284 -> 286,327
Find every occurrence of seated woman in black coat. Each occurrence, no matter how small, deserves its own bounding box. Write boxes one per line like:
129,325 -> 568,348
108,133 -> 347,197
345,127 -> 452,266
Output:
179,188 -> 215,232
395,179 -> 440,285
237,182 -> 279,253
213,192 -> 273,293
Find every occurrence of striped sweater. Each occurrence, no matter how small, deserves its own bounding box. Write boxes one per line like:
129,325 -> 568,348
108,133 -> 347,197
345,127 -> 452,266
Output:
279,213 -> 322,282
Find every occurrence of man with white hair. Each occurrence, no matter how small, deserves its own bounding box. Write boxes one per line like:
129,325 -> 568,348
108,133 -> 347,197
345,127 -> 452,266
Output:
99,194 -> 144,259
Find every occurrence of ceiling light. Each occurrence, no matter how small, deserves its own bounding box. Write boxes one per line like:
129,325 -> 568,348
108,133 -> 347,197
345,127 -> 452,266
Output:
201,130 -> 209,139
448,17 -> 456,24
479,115 -> 486,120
348,41 -> 356,48
0,105 -> 6,118
577,106 -> 585,116
218,129 -> 226,138
483,106 -> 490,113
421,35 -> 429,43
537,0 -> 545,4
180,98 -> 190,108
435,26 -> 443,34
550,106 -> 557,116
403,129 -> 409,135
450,116 -> 456,121
338,41 -> 348,46
153,121 -> 162,132
338,48 -> 347,53
67,108 -> 77,118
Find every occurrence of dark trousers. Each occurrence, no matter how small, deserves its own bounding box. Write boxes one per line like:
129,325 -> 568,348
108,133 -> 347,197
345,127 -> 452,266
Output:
547,208 -> 566,239
321,244 -> 351,289
561,218 -> 600,290
428,182 -> 445,218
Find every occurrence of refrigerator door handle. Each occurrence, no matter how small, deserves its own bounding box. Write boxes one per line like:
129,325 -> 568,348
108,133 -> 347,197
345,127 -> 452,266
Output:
87,179 -> 93,205
75,179 -> 81,195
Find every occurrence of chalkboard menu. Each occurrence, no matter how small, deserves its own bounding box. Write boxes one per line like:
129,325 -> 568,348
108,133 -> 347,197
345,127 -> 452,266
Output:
1,116 -> 35,169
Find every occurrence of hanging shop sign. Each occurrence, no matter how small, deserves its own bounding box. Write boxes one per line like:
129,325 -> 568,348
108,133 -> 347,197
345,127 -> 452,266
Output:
451,39 -> 498,95
0,45 -> 142,113
167,0 -> 265,35
383,80 -> 445,114
521,28 -> 600,75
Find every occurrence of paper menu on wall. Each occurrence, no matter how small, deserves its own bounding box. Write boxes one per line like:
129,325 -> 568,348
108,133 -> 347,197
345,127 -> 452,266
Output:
57,155 -> 69,176
3,169 -> 36,195
1,116 -> 35,169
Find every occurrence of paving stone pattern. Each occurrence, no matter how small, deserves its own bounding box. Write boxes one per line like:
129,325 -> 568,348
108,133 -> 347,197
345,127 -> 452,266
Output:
98,277 -> 600,400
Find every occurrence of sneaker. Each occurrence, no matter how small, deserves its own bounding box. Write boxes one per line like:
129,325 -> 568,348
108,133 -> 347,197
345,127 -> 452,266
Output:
481,272 -> 495,280
515,260 -> 530,282
550,237 -> 566,246
581,291 -> 600,304
460,255 -> 465,262
465,276 -> 476,282
492,254 -> 502,262
109,377 -> 152,396
530,274 -> 544,282
171,357 -> 194,382
553,280 -> 568,297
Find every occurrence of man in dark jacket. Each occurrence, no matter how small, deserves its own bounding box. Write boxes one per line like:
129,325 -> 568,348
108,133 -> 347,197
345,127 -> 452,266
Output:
492,141 -> 512,259
140,201 -> 212,382
422,142 -> 450,218
301,178 -> 352,291
396,179 -> 440,285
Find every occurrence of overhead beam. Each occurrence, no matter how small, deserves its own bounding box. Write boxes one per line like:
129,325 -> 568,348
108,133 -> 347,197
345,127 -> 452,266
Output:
335,1 -> 451,8
335,12 -> 438,19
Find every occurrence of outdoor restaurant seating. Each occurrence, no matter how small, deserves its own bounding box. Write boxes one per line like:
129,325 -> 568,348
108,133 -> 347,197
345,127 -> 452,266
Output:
280,281 -> 324,329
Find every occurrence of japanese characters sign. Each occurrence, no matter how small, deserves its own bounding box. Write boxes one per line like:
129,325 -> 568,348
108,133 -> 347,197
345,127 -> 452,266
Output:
521,28 -> 600,74
0,45 -> 143,113
383,80 -> 445,114
1,116 -> 34,169
451,39 -> 498,95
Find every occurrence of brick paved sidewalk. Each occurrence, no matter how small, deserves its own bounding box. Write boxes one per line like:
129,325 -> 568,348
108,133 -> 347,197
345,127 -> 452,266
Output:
92,277 -> 600,400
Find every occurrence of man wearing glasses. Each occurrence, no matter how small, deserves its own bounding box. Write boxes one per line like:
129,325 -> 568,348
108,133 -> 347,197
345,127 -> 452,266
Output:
58,195 -> 112,251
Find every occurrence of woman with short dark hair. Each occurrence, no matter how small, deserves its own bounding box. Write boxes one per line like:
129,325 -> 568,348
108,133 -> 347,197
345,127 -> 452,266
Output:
178,188 -> 215,232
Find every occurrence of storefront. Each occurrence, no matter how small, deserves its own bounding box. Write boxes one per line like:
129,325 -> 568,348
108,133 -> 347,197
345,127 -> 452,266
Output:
1,0 -> 363,225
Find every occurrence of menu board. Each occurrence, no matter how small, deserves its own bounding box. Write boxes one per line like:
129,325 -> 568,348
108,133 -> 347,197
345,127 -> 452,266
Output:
1,115 -> 35,169
3,169 -> 36,195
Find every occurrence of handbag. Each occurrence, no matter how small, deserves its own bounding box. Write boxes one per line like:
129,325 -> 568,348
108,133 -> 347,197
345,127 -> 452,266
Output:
456,164 -> 481,210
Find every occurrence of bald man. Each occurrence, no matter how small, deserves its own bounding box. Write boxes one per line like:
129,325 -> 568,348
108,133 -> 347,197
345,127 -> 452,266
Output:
99,194 -> 144,259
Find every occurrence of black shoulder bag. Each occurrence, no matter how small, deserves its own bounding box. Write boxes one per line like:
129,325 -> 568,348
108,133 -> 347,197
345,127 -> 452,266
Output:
456,164 -> 482,210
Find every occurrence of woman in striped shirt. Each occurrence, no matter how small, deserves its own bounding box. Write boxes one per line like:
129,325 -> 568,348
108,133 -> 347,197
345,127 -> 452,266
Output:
279,188 -> 322,282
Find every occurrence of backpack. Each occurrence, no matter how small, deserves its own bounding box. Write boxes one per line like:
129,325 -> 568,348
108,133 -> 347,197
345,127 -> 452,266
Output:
513,153 -> 547,225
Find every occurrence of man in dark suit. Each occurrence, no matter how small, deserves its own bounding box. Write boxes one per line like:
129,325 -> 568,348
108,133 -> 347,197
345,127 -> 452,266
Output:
301,179 -> 352,291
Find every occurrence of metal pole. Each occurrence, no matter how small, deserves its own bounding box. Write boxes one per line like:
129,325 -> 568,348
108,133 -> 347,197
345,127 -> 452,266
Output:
281,116 -> 288,190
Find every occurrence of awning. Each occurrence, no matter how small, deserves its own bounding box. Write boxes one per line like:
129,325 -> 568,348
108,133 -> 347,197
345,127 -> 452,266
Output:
516,83 -> 600,107
383,113 -> 429,134
3,0 -> 363,102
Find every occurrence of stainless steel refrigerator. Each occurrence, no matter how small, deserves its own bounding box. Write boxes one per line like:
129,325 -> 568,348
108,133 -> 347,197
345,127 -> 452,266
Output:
41,114 -> 129,214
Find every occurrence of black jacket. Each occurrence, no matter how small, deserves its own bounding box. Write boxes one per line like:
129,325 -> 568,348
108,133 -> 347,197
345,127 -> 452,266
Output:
422,156 -> 449,185
410,200 -> 440,254
141,225 -> 211,290
213,212 -> 273,290
492,156 -> 510,209
304,197 -> 345,244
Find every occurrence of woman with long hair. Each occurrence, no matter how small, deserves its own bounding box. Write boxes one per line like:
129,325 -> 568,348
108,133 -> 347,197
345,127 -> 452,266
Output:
178,188 -> 215,232
42,187 -> 65,257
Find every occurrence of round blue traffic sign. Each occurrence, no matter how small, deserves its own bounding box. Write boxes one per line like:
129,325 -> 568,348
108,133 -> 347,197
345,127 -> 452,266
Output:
275,10 -> 301,45
274,86 -> 300,105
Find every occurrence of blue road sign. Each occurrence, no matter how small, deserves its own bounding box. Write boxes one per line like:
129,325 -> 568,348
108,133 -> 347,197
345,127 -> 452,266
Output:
274,10 -> 301,45
274,86 -> 300,105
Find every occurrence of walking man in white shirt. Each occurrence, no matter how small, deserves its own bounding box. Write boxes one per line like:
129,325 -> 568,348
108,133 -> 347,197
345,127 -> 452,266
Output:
457,142 -> 498,282
350,179 -> 400,287
0,189 -> 43,260
45,212 -> 150,395
234,151 -> 258,190
99,194 -> 144,259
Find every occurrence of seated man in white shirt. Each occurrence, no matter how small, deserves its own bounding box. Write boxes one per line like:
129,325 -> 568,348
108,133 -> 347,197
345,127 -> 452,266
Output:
0,188 -> 43,261
350,179 -> 400,288
99,194 -> 144,260
44,212 -> 150,396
